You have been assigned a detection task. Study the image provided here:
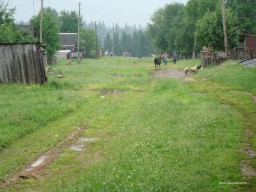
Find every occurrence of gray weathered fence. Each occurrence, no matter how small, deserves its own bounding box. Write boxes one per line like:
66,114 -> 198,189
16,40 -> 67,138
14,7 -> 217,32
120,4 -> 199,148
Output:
0,43 -> 47,84
201,51 -> 226,69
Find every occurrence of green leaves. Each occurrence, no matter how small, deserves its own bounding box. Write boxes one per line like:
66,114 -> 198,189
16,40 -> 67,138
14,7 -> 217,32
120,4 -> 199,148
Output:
195,8 -> 238,50
30,7 -> 60,58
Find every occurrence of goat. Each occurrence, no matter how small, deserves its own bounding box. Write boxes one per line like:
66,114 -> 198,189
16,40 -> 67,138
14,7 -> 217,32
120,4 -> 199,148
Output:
189,65 -> 198,73
184,65 -> 201,75
184,67 -> 189,74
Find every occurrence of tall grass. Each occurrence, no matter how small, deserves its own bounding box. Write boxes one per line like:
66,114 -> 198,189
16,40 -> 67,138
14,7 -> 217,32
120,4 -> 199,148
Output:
197,61 -> 256,93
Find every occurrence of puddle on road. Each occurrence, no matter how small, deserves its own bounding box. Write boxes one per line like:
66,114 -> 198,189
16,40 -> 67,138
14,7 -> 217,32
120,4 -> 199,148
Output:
24,155 -> 47,172
70,137 -> 97,151
70,144 -> 84,151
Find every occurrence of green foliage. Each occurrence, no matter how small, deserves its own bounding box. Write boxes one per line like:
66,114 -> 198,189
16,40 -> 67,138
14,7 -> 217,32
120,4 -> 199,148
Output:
30,7 -> 60,58
0,1 -> 35,43
59,10 -> 79,33
104,32 -> 112,52
80,28 -> 97,57
148,0 -> 255,54
195,7 -> 238,51
226,0 -> 256,33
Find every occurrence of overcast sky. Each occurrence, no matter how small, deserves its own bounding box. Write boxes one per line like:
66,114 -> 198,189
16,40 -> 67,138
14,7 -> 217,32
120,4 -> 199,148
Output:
10,0 -> 188,27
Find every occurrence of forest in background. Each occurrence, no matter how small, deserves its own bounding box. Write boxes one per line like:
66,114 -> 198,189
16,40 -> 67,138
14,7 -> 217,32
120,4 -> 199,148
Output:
1,0 -> 256,58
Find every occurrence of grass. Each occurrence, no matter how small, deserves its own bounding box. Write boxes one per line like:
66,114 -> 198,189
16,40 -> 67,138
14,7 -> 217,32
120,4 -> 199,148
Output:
0,57 -> 255,191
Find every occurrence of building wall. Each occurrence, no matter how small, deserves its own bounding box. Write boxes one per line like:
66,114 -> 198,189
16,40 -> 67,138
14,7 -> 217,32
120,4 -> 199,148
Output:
0,44 -> 47,84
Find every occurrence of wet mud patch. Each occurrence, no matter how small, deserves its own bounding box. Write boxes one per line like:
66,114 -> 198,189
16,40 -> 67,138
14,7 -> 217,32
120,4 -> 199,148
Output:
151,69 -> 196,82
151,69 -> 184,78
99,89 -> 127,96
112,73 -> 124,77
112,73 -> 143,78
1,125 -> 86,189
70,137 -> 97,151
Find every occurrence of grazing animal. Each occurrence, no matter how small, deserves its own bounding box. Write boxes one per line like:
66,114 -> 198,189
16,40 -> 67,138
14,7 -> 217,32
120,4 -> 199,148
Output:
189,65 -> 198,73
154,57 -> 161,69
57,72 -> 64,78
184,65 -> 201,75
45,67 -> 54,73
184,67 -> 189,74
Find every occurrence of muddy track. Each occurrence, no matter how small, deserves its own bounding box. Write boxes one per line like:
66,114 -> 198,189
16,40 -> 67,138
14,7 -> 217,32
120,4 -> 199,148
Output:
0,125 -> 86,190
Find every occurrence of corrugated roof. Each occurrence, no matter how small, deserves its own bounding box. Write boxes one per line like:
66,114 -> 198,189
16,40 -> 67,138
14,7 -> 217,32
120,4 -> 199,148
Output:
59,33 -> 77,46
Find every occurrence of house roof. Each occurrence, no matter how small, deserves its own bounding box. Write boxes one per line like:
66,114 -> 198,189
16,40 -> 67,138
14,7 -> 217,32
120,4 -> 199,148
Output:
59,33 -> 77,47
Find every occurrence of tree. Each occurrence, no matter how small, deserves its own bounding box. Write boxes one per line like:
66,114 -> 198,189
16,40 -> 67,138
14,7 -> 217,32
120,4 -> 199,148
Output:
226,0 -> 256,33
30,7 -> 60,59
0,1 -> 35,43
114,32 -> 120,56
195,7 -> 238,51
147,3 -> 185,54
185,0 -> 218,53
59,10 -> 79,33
80,28 -> 96,58
104,32 -> 112,52
120,31 -> 131,52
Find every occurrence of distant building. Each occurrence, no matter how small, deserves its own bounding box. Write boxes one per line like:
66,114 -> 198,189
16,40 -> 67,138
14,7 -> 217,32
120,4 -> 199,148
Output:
243,34 -> 256,58
122,50 -> 132,57
59,33 -> 77,50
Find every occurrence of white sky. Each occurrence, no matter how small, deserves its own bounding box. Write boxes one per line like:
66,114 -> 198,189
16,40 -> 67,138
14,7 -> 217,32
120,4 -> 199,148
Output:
10,0 -> 188,27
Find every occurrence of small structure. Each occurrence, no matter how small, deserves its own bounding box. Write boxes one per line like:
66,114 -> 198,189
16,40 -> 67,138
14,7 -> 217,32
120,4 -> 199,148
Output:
0,43 -> 47,84
244,34 -> 256,58
59,33 -> 77,50
122,50 -> 132,57
233,34 -> 256,60
201,46 -> 226,68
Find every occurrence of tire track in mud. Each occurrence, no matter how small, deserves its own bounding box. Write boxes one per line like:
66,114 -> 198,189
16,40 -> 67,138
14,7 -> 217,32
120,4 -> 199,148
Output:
0,125 -> 86,190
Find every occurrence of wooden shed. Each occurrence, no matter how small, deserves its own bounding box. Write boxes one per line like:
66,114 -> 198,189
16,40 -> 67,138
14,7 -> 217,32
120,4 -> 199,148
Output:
0,43 -> 47,84
244,34 -> 256,58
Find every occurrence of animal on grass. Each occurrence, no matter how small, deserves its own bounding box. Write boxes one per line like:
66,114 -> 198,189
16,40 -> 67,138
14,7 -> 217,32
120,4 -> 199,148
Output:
45,67 -> 54,73
184,67 -> 189,74
57,72 -> 64,78
189,65 -> 198,73
154,57 -> 162,69
184,65 -> 201,75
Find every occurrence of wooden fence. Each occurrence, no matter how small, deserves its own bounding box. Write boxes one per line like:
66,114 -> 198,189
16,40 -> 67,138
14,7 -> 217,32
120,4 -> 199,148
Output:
0,43 -> 47,84
201,51 -> 226,69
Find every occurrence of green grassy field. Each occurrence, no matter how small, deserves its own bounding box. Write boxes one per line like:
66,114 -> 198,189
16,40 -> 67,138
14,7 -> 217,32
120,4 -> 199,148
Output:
0,57 -> 255,191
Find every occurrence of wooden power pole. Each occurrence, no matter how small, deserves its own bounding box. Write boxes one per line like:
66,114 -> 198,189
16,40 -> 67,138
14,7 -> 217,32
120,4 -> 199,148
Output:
221,0 -> 229,57
112,23 -> 115,56
77,2 -> 81,63
95,21 -> 98,59
40,0 -> 43,44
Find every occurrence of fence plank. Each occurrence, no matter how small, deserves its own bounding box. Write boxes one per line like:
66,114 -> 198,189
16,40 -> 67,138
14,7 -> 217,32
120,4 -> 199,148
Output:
0,44 -> 47,84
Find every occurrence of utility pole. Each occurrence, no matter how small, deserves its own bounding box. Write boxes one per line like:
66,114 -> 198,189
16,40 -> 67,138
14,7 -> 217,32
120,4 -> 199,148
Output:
95,21 -> 98,59
112,23 -> 115,56
77,2 -> 81,63
221,0 -> 229,57
40,0 -> 43,44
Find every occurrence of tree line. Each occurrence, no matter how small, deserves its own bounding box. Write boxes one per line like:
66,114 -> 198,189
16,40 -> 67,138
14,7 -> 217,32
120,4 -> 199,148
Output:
147,0 -> 256,56
0,1 -> 153,59
1,0 -> 256,59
